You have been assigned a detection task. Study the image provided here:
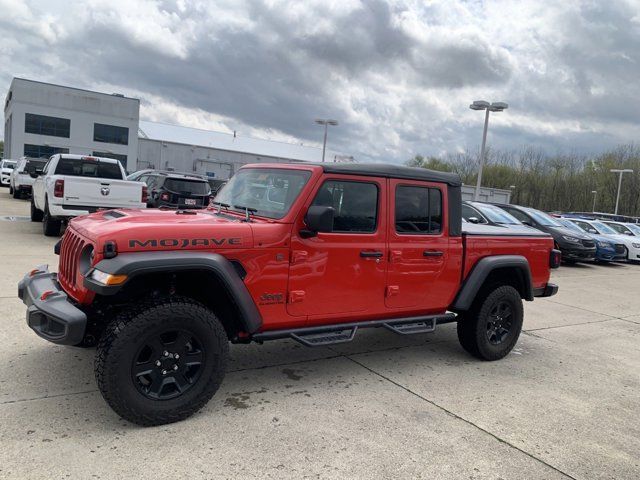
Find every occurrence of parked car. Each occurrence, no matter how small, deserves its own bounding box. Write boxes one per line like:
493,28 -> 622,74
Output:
601,220 -> 640,238
1,159 -> 17,187
9,157 -> 47,199
137,171 -> 211,209
463,201 -> 547,236
31,154 -> 148,236
18,162 -> 559,425
564,217 -> 640,263
491,203 -> 596,263
556,218 -> 626,263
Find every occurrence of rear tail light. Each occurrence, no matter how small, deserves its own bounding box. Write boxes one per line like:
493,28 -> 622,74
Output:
54,179 -> 64,198
550,249 -> 562,269
160,192 -> 170,201
141,185 -> 148,203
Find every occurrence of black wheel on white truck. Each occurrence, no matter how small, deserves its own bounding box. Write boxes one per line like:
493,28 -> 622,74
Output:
30,196 -> 43,222
42,198 -> 62,237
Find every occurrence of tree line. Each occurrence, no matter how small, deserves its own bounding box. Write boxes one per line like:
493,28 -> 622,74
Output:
406,144 -> 640,217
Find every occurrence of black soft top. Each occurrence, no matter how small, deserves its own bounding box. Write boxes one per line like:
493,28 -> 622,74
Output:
307,162 -> 461,187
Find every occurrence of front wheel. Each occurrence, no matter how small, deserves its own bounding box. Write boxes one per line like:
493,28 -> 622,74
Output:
95,296 -> 229,426
457,285 -> 523,361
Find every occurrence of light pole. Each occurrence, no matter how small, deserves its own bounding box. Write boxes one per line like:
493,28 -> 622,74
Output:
315,119 -> 338,162
610,169 -> 633,215
591,190 -> 597,213
469,100 -> 508,200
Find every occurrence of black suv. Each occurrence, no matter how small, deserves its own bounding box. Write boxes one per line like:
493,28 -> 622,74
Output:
135,171 -> 211,209
491,203 -> 596,262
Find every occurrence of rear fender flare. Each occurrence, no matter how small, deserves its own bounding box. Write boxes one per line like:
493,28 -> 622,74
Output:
452,255 -> 533,311
84,251 -> 262,333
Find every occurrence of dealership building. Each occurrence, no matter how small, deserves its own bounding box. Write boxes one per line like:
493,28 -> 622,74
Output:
3,78 -> 325,178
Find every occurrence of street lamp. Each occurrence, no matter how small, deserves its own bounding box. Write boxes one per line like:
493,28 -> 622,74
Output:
469,100 -> 508,200
591,190 -> 597,213
610,169 -> 634,215
315,119 -> 338,162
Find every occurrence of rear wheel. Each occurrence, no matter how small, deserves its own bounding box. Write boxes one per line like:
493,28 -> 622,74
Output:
95,296 -> 229,426
457,285 -> 523,361
12,187 -> 20,199
42,201 -> 62,236
30,197 -> 43,222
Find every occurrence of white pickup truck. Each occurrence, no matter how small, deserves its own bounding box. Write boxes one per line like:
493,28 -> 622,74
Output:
31,154 -> 148,236
9,157 -> 47,199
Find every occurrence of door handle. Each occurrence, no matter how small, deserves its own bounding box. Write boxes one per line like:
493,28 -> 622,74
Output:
423,250 -> 444,257
360,250 -> 383,258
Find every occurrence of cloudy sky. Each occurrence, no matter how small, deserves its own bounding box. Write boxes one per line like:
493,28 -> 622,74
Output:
1,0 -> 639,162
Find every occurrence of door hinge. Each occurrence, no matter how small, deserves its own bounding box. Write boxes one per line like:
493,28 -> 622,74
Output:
288,290 -> 306,303
386,285 -> 400,297
291,250 -> 308,265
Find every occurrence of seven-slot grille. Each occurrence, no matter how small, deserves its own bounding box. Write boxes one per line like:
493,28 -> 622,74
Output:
581,239 -> 595,248
58,228 -> 86,294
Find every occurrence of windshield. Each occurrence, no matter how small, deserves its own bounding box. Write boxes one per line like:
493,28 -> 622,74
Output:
165,178 -> 210,195
557,218 -> 586,234
592,221 -> 617,234
471,202 -> 522,225
626,223 -> 640,235
214,168 -> 312,219
54,158 -> 123,179
2,161 -> 16,169
524,208 -> 562,227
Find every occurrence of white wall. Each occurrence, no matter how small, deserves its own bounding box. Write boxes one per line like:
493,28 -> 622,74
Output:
461,185 -> 511,204
4,79 -> 139,171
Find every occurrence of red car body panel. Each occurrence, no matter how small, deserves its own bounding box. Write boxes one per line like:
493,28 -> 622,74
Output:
57,163 -> 555,334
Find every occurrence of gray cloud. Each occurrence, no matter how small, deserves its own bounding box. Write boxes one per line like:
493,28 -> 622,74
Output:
1,0 -> 639,163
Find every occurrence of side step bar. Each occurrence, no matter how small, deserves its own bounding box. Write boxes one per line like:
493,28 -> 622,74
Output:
251,313 -> 457,347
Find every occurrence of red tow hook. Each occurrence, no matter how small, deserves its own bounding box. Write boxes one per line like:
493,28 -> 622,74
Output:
40,290 -> 55,301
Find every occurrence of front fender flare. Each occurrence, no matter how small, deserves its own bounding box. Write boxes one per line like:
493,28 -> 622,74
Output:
84,251 -> 262,333
452,255 -> 533,311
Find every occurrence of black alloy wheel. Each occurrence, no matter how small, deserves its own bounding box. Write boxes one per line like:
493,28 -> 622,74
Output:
132,329 -> 205,400
486,301 -> 513,345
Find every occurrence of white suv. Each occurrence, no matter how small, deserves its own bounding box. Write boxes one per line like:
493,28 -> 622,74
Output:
1,159 -> 17,187
9,157 -> 47,199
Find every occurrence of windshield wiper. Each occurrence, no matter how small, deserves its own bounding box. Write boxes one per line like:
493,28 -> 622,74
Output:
211,201 -> 230,214
234,204 -> 258,222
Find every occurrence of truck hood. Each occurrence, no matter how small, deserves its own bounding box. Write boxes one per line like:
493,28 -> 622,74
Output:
69,208 -> 254,253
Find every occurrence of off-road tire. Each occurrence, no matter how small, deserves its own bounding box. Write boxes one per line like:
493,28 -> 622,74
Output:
95,296 -> 229,426
457,285 -> 523,361
42,200 -> 61,236
30,197 -> 43,222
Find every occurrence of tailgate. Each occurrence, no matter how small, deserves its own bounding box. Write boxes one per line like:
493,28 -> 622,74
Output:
62,177 -> 144,208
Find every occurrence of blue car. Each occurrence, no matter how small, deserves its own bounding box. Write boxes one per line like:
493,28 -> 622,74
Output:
556,218 -> 626,262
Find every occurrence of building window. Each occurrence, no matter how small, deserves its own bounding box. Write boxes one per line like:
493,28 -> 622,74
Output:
94,123 -> 129,145
25,113 -> 70,138
24,144 -> 70,159
395,185 -> 442,234
92,151 -> 127,165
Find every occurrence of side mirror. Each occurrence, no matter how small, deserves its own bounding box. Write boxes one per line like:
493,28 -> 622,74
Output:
467,216 -> 480,224
301,206 -> 334,238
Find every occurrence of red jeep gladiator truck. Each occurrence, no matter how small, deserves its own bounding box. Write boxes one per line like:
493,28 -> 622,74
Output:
18,163 -> 560,425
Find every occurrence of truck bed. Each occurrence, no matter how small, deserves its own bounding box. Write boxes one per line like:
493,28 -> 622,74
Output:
462,223 -> 554,292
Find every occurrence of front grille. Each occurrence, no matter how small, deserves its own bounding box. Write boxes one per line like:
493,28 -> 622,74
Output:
581,240 -> 595,248
615,244 -> 627,255
58,228 -> 86,295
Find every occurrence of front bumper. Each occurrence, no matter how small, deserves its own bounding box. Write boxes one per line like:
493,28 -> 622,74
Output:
558,244 -> 596,261
18,265 -> 87,345
534,283 -> 559,298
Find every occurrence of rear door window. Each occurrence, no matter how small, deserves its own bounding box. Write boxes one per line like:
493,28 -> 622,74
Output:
164,178 -> 210,195
54,158 -> 123,179
395,185 -> 442,234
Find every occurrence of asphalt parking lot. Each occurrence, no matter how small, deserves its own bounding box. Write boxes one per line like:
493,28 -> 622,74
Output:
0,190 -> 638,480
